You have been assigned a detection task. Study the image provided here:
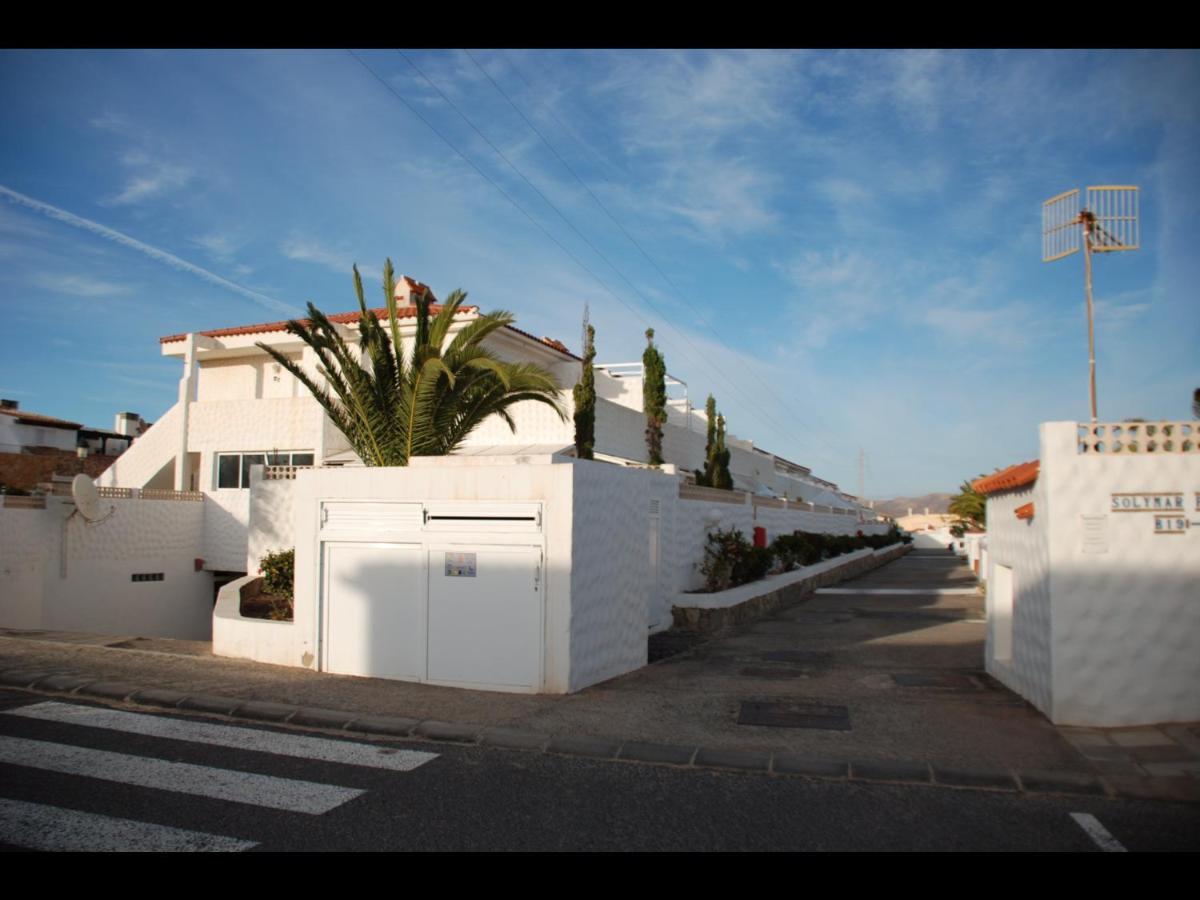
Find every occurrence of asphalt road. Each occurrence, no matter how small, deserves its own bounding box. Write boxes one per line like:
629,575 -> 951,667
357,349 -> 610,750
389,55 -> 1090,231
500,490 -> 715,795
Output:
1,691 -> 1196,852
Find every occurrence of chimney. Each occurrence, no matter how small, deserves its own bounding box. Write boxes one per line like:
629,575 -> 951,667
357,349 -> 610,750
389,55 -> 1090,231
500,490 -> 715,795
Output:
115,412 -> 140,436
0,399 -> 17,411
394,275 -> 436,307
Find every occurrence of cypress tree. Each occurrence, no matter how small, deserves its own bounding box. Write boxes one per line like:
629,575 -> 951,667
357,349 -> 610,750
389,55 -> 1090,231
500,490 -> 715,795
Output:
642,328 -> 666,466
573,323 -> 596,460
714,413 -> 733,490
695,394 -> 718,486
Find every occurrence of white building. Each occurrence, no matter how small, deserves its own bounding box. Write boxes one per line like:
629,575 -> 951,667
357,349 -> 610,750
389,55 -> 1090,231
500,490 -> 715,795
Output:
0,400 -> 82,454
99,274 -> 869,573
975,420 -> 1200,727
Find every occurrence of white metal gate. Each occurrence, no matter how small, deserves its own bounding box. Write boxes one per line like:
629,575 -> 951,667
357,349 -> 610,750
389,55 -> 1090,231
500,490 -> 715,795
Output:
318,500 -> 544,691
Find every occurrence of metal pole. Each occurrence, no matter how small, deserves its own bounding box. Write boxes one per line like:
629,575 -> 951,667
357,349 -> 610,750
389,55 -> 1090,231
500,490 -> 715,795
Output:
1082,211 -> 1098,424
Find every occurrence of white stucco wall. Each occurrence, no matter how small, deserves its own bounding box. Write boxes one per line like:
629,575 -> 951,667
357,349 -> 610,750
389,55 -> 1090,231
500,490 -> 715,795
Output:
458,390 -> 575,448
984,479 -> 1052,715
0,495 -> 213,639
95,403 -> 180,489
246,471 -> 297,572
985,421 -> 1200,726
568,462 -> 674,690
277,459 -> 576,690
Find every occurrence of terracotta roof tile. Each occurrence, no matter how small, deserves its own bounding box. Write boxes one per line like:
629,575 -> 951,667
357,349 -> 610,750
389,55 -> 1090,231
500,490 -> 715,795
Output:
1015,502 -> 1035,520
158,299 -> 581,362
159,304 -> 472,344
973,460 -> 1039,496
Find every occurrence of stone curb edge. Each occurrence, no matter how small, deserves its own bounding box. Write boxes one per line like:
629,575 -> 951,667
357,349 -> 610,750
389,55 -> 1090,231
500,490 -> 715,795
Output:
3,669 -> 1196,806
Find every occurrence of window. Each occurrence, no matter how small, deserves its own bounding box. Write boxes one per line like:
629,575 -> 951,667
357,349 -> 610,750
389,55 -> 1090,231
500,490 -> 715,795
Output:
215,451 -> 313,489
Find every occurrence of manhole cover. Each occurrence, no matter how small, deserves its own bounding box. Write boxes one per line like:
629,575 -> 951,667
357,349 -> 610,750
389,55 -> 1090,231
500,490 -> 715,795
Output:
854,609 -> 970,621
738,701 -> 851,730
891,673 -> 979,689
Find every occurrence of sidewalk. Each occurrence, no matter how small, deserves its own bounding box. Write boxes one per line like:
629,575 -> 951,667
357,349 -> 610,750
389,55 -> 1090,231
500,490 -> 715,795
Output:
2,549 -> 1197,804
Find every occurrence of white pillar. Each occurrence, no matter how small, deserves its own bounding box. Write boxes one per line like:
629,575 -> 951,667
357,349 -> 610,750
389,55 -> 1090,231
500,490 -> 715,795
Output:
174,334 -> 198,491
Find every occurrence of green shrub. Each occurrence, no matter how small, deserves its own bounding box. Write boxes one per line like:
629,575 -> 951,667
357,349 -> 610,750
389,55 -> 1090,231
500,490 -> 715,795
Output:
771,533 -> 821,570
259,548 -> 295,601
699,528 -> 774,592
736,545 -> 775,585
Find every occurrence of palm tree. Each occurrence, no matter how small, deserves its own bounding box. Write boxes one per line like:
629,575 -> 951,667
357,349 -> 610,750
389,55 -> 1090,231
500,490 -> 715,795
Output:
948,479 -> 987,530
257,260 -> 565,466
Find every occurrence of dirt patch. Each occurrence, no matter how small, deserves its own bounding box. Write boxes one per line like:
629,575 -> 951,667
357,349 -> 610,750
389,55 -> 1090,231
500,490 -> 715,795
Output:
239,591 -> 293,622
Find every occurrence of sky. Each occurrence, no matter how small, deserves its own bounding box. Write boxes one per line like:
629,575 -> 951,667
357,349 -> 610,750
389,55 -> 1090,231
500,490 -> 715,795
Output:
0,49 -> 1197,498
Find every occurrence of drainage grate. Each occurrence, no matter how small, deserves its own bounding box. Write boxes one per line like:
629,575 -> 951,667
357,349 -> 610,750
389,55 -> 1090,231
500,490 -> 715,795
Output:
853,608 -> 971,621
738,701 -> 851,730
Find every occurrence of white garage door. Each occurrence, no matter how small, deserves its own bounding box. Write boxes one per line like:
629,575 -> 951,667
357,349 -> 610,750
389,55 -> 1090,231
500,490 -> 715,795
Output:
427,546 -> 542,690
322,542 -> 424,681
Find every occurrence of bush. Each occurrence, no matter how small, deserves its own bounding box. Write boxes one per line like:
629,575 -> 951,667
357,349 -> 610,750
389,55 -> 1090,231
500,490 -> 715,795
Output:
699,528 -> 774,592
771,533 -> 821,570
258,548 -> 295,620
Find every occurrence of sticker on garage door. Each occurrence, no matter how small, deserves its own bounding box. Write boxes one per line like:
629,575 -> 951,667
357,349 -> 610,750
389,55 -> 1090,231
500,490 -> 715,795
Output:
445,552 -> 477,577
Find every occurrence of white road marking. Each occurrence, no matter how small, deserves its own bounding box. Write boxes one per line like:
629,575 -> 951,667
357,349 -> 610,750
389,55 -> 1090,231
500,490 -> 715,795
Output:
815,588 -> 979,595
0,735 -> 364,814
0,797 -> 256,852
1070,812 -> 1128,852
6,701 -> 437,772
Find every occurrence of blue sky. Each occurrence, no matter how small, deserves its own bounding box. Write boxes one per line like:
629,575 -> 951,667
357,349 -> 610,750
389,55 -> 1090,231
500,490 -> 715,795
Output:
1,49 -> 1196,498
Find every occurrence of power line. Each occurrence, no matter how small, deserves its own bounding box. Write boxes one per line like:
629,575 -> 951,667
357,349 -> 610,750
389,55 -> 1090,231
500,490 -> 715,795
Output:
465,49 -> 848,464
391,49 -> 841,470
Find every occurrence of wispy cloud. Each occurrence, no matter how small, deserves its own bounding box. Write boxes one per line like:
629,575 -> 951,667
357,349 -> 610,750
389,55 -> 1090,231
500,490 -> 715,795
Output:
280,235 -> 373,276
0,185 -> 297,316
105,151 -> 195,206
34,274 -> 128,297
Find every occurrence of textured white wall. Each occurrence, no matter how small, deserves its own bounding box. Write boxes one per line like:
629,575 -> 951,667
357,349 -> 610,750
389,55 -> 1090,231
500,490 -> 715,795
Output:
459,390 -> 575,448
0,496 -> 212,639
203,490 -> 251,572
1042,421 -> 1200,726
985,421 -> 1200,726
213,574 -> 297,666
246,474 -> 297,572
0,503 -> 55,627
984,480 -> 1052,716
567,462 -> 656,691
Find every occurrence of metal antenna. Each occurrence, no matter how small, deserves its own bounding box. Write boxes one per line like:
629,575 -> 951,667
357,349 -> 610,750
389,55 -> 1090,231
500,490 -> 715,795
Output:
1042,186 -> 1140,424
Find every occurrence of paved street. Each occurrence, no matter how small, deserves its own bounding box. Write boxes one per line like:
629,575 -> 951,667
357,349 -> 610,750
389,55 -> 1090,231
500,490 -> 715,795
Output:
1,547 -> 1198,852
1,691 -> 1197,851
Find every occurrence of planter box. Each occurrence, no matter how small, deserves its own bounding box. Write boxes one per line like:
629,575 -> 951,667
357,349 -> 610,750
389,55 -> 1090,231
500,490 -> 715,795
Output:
671,543 -> 909,633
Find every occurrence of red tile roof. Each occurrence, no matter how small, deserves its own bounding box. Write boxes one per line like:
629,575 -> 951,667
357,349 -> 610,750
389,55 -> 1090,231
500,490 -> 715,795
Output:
973,460 -> 1039,496
0,407 -> 82,430
159,304 -> 471,344
159,306 -> 581,362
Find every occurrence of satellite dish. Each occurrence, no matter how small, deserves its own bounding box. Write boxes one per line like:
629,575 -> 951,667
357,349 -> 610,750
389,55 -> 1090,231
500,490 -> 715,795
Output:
71,474 -> 109,523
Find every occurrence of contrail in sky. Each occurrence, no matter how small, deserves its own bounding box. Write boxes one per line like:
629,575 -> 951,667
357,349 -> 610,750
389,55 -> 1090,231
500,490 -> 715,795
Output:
0,184 -> 298,316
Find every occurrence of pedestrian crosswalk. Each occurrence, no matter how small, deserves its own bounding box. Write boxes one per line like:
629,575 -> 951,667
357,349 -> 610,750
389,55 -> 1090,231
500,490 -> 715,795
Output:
0,700 -> 439,852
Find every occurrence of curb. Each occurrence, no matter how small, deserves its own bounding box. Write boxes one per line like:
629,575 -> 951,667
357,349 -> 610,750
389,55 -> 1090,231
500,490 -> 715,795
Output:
4,667 -> 1196,805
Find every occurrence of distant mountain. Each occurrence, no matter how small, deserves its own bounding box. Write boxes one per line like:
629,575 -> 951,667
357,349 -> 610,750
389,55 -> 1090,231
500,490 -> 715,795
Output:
873,493 -> 953,518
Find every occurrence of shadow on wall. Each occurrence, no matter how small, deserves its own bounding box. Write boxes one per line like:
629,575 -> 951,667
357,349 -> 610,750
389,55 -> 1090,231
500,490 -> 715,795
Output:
988,561 -> 1200,727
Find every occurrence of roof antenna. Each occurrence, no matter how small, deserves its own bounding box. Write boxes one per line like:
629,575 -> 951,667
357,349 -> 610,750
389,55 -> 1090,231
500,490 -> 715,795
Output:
1042,186 -> 1140,424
